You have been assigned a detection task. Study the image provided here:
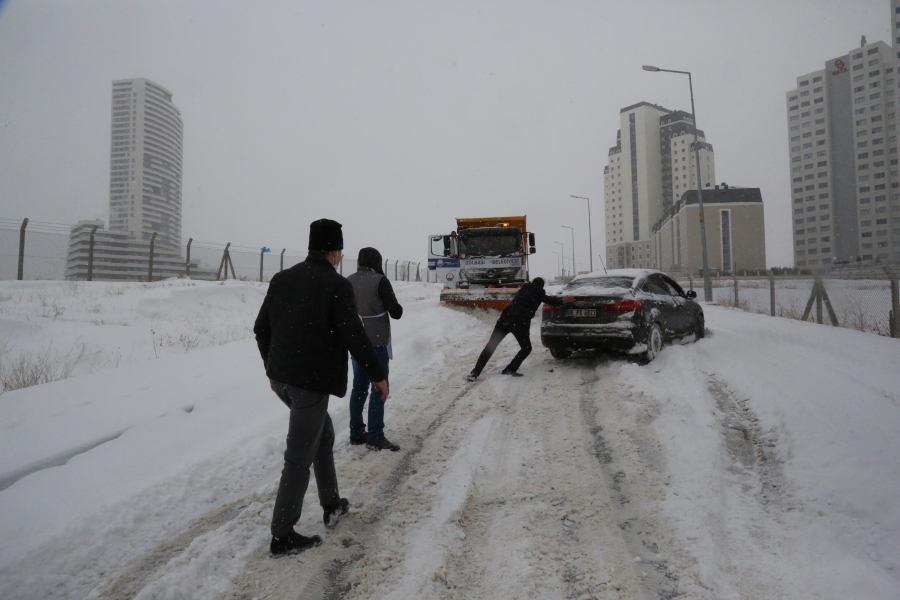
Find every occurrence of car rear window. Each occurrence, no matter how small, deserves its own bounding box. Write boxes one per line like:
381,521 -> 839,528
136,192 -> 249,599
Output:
565,276 -> 635,293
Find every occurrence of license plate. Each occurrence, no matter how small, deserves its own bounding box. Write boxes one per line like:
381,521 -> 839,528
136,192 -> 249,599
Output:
566,309 -> 597,317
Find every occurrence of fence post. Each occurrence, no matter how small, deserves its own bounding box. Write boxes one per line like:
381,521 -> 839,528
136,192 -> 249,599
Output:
733,277 -> 739,307
259,249 -> 265,282
891,278 -> 900,338
280,249 -> 285,272
416,262 -> 421,282
769,275 -> 775,317
815,279 -> 823,325
17,218 -> 28,280
87,225 -> 98,281
216,242 -> 231,281
395,260 -> 398,281
147,232 -> 157,282
384,259 -> 389,278
185,238 -> 193,278
340,255 -> 343,276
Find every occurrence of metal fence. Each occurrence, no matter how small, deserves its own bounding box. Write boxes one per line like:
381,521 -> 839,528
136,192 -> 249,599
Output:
1,218 -> 426,284
674,274 -> 900,338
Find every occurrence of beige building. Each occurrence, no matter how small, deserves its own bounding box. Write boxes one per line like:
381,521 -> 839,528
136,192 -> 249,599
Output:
651,186 -> 766,275
604,102 -> 716,270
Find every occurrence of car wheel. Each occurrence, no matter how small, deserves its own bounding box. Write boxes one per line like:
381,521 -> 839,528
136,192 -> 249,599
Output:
694,313 -> 706,340
550,348 -> 572,359
643,323 -> 663,363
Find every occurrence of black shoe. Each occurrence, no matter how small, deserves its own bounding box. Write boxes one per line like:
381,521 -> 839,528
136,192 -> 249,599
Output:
323,498 -> 350,528
366,438 -> 401,452
270,531 -> 322,557
501,369 -> 524,377
349,435 -> 367,446
465,371 -> 479,382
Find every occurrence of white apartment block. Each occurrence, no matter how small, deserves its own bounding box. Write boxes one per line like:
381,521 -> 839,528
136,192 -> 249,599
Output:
786,0 -> 900,268
108,78 -> 184,249
604,102 -> 716,270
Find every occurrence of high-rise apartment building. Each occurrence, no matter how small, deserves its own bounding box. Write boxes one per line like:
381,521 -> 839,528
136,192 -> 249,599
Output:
66,78 -> 190,281
786,1 -> 900,268
108,78 -> 183,248
604,102 -> 715,269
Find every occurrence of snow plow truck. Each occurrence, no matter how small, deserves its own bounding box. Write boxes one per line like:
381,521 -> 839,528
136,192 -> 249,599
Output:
428,216 -> 536,310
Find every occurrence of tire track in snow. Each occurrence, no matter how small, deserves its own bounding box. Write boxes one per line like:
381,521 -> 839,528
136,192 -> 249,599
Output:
572,359 -> 680,599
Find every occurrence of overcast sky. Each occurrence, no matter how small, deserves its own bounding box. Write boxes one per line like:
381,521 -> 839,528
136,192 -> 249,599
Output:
0,0 -> 892,278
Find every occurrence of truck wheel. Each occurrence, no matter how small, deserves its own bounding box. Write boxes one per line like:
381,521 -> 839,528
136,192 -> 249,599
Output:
550,348 -> 572,359
643,323 -> 663,363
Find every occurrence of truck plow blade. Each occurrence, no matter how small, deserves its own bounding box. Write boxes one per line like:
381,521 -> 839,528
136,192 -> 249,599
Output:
439,287 -> 520,311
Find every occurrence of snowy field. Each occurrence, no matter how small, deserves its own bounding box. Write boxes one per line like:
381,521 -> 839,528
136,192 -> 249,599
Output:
0,279 -> 899,599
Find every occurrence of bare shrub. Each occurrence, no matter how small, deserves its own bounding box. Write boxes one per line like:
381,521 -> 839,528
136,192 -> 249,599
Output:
179,334 -> 201,352
0,342 -> 86,395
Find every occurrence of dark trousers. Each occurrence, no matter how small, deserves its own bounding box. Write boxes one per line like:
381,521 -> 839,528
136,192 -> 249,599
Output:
471,321 -> 531,377
270,381 -> 340,538
349,346 -> 390,443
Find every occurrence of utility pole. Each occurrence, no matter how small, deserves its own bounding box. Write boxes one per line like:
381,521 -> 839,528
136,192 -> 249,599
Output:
643,65 -> 713,301
570,196 -> 593,272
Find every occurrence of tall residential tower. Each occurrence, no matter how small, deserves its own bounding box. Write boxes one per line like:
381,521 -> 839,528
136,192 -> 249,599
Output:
108,78 -> 183,248
604,102 -> 715,270
786,0 -> 900,268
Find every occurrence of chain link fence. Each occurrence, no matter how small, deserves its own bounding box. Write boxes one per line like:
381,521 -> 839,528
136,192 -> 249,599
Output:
674,274 -> 900,338
1,218 -> 425,284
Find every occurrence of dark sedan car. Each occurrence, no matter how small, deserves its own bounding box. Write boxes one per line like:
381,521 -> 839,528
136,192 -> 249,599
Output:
541,269 -> 704,362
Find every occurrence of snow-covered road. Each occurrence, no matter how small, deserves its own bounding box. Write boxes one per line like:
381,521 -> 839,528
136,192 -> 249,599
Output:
1,280 -> 899,599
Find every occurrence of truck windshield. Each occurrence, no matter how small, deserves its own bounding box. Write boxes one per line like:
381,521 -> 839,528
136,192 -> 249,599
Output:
458,228 -> 523,257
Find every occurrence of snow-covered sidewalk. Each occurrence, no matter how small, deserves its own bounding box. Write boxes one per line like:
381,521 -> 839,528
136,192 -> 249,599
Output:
0,280 -> 898,599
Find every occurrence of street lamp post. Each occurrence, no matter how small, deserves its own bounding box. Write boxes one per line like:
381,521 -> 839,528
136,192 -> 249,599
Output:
643,64 -> 713,302
552,251 -> 561,278
554,241 -> 566,277
562,225 -> 575,276
570,195 -> 593,272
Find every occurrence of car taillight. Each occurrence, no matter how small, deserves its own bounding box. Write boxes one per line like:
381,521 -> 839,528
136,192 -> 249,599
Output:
542,303 -> 561,312
604,299 -> 643,312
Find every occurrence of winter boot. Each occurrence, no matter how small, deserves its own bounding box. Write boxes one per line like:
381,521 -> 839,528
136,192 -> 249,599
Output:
366,438 -> 401,452
501,368 -> 523,377
270,531 -> 322,557
465,371 -> 479,382
323,498 -> 350,528
349,435 -> 367,446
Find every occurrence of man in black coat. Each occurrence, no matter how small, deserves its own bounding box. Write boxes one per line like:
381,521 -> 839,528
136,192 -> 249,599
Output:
254,218 -> 388,556
466,278 -> 573,380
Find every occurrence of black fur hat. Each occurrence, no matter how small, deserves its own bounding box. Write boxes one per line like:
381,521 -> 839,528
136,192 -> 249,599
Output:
532,277 -> 545,288
308,219 -> 343,251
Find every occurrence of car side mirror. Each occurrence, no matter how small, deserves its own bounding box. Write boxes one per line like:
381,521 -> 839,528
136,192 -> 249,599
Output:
442,236 -> 452,257
529,247 -> 536,254
686,290 -> 697,299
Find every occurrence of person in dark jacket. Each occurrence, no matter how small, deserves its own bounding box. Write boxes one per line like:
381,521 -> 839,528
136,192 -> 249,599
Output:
466,278 -> 573,380
254,219 -> 388,557
346,247 -> 403,451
